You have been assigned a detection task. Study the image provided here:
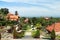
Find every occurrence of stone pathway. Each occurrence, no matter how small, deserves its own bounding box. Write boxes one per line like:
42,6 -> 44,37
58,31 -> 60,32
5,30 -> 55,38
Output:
1,38 -> 49,40
23,31 -> 33,38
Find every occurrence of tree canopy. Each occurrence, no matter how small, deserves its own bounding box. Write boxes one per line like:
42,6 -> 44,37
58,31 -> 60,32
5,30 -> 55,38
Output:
0,8 -> 9,15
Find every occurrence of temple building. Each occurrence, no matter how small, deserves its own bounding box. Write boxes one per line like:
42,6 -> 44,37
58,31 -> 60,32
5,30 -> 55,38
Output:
6,13 -> 19,21
46,22 -> 60,35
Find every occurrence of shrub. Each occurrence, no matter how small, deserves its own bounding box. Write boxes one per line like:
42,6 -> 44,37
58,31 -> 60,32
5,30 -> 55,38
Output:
13,29 -> 25,38
16,31 -> 25,38
0,21 -> 6,26
22,24 -> 28,30
32,29 -> 40,38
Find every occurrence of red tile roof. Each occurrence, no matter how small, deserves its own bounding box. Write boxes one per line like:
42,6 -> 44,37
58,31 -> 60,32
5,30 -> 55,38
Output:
7,13 -> 14,16
24,18 -> 29,23
46,22 -> 60,32
6,13 -> 19,21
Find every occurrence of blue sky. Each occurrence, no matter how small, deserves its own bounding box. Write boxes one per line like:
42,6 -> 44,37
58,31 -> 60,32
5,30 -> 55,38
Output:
0,0 -> 60,17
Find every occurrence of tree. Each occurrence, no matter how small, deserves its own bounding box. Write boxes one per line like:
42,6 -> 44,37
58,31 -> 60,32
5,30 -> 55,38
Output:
51,30 -> 56,40
32,29 -> 40,38
0,8 -> 9,15
32,17 -> 37,25
15,11 -> 18,15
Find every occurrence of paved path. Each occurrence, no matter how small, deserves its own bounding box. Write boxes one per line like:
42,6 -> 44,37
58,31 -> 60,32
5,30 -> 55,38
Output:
23,31 -> 32,38
1,38 -> 49,40
21,31 -> 49,40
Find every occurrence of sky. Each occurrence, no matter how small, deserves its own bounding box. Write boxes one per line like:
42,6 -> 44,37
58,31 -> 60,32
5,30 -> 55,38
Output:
0,0 -> 60,17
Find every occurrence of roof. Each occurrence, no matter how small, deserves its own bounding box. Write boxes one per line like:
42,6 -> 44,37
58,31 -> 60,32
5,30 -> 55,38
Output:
7,13 -> 14,16
46,22 -> 60,32
24,18 -> 29,23
7,13 -> 19,21
9,15 -> 18,19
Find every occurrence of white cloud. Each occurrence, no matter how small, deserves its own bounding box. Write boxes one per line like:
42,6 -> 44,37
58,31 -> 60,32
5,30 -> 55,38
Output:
1,0 -> 45,2
1,0 -> 37,2
0,5 -> 60,17
1,0 -> 57,4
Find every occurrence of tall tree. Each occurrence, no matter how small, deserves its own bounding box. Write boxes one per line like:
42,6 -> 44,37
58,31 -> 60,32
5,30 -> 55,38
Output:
15,11 -> 18,15
0,8 -> 9,15
32,17 -> 37,25
51,30 -> 56,40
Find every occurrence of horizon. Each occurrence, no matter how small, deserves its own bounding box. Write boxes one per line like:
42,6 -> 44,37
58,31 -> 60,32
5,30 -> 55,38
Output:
0,0 -> 60,17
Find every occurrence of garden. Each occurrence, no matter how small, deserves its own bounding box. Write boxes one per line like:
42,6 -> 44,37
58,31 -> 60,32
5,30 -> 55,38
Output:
0,8 -> 60,40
